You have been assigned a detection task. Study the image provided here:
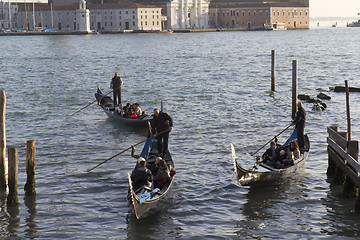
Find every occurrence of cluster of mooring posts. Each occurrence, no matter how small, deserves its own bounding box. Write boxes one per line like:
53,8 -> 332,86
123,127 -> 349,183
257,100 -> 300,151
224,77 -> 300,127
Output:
0,90 -> 36,207
270,50 -> 299,118
327,81 -> 360,211
271,50 -> 330,112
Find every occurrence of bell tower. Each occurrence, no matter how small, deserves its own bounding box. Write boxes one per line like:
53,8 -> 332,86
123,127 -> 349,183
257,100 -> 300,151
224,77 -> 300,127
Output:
75,0 -> 91,33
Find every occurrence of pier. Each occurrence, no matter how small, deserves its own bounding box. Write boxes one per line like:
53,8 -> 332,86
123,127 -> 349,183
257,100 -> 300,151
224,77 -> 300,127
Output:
327,81 -> 360,211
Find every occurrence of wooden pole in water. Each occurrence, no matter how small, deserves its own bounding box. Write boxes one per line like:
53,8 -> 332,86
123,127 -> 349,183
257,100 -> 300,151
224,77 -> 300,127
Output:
345,80 -> 351,147
24,140 -> 36,196
271,50 -> 276,91
7,147 -> 18,206
0,90 -> 6,191
292,60 -> 298,119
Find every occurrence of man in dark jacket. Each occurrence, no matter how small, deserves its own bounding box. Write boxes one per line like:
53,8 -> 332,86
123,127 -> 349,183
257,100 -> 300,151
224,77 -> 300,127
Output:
152,108 -> 173,156
110,72 -> 123,106
293,102 -> 306,152
131,158 -> 153,191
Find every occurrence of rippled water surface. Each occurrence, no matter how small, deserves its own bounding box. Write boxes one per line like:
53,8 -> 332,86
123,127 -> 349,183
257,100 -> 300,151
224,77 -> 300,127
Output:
1,27 -> 360,239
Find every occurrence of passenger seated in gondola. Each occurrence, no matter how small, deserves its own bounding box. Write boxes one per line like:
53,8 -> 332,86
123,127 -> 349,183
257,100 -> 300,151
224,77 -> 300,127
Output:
131,158 -> 153,191
262,141 -> 277,163
153,159 -> 170,189
284,141 -> 300,166
133,103 -> 142,117
115,104 -> 123,115
123,103 -> 132,117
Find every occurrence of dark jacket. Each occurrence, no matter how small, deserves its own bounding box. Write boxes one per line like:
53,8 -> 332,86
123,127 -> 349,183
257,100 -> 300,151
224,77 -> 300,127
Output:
294,107 -> 306,128
131,166 -> 153,190
111,76 -> 122,90
152,112 -> 173,133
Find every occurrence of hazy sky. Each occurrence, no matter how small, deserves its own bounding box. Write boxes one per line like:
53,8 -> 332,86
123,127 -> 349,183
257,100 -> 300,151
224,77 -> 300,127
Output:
311,0 -> 360,18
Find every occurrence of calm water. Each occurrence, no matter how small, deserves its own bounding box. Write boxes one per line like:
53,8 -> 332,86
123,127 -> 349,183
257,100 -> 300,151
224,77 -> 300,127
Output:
1,26 -> 360,239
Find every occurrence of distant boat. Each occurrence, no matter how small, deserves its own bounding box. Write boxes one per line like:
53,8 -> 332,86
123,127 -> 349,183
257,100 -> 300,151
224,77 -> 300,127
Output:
347,13 -> 360,27
263,22 -> 287,31
95,86 -> 153,128
347,19 -> 360,27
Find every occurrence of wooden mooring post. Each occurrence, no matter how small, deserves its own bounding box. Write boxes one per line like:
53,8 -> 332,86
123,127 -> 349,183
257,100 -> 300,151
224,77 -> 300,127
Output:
0,90 -> 6,191
271,50 -> 276,91
7,147 -> 18,206
24,140 -> 36,196
292,60 -> 298,119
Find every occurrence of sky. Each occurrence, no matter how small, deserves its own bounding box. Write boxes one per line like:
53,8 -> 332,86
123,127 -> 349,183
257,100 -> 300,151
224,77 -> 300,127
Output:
311,0 -> 360,18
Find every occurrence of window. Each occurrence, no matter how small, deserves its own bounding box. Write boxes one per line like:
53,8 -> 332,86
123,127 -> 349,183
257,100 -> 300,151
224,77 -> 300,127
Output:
119,11 -> 121,14
260,11 -> 262,16
283,11 -> 285,16
153,21 -> 154,25
242,11 -> 245,16
133,16 -> 135,19
133,22 -> 135,26
120,22 -> 122,26
266,11 -> 268,16
248,11 -> 250,16
253,11 -> 256,16
126,11 -> 128,14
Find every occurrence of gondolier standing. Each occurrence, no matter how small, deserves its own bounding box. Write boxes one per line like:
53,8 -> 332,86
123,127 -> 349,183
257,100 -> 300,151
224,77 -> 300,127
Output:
152,108 -> 173,156
293,102 -> 306,153
110,72 -> 123,106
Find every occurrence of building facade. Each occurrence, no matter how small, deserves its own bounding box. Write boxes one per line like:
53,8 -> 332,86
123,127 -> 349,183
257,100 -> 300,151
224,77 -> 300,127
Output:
0,2 -> 18,30
209,0 -> 309,29
88,3 -> 162,31
15,1 -> 162,31
135,0 -> 209,29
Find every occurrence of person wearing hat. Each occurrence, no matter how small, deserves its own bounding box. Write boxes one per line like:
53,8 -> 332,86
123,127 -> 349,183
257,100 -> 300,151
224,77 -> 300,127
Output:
131,157 -> 153,191
110,72 -> 123,107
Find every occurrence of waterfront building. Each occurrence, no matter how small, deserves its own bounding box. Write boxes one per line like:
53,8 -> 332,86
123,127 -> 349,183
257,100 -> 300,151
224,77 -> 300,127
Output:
88,3 -> 162,31
16,1 -> 91,32
209,0 -> 309,29
136,0 -> 209,29
15,1 -> 162,32
0,1 -> 18,30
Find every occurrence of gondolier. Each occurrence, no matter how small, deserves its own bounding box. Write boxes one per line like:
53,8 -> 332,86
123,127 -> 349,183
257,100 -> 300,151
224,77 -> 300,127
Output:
110,72 -> 123,106
293,102 -> 306,153
152,108 -> 173,156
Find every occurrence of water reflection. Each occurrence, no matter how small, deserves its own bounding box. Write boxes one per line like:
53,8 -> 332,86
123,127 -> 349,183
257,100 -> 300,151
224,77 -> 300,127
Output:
24,195 -> 38,239
126,209 -> 181,240
6,203 -> 20,237
321,183 -> 360,237
242,183 -> 290,221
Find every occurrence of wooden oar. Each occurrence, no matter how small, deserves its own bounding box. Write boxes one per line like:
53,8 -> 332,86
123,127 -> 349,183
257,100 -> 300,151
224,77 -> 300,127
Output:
66,88 -> 118,120
251,122 -> 293,156
87,128 -> 171,172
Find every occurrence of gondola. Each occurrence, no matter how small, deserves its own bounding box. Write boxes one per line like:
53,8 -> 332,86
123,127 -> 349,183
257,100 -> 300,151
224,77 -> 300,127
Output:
231,129 -> 310,186
127,133 -> 175,219
95,86 -> 153,128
